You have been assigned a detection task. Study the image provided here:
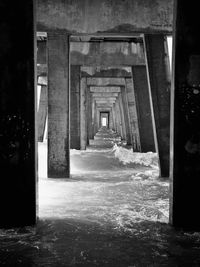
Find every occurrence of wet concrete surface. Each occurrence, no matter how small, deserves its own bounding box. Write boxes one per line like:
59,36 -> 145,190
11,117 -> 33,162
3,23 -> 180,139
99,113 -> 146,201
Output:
0,144 -> 200,266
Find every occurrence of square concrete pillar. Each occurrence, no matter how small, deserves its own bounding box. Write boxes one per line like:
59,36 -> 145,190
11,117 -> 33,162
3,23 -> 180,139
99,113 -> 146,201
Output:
121,87 -> 132,145
109,109 -> 114,130
87,89 -> 93,142
0,0 -> 36,227
115,99 -> 123,137
118,93 -> 127,140
131,67 -> 155,152
80,78 -> 87,150
170,0 -> 200,230
47,31 -> 70,178
70,65 -> 80,149
125,78 -> 141,151
113,103 -> 120,135
94,101 -> 98,134
111,106 -> 117,131
91,99 -> 96,136
38,85 -> 47,142
144,34 -> 170,177
97,109 -> 100,130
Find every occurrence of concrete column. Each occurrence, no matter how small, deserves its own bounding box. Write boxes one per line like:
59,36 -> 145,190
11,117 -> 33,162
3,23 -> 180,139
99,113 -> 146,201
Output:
38,85 -> 47,142
97,109 -> 100,129
131,67 -> 155,152
125,78 -> 141,151
91,98 -> 96,137
0,0 -> 36,227
70,65 -> 80,149
115,99 -> 123,137
80,78 -> 87,150
121,87 -> 132,145
113,103 -> 120,134
109,110 -> 114,129
170,0 -> 200,230
112,105 -> 117,131
144,34 -> 170,177
87,88 -> 93,143
94,101 -> 98,134
47,31 -> 69,178
119,93 -> 127,140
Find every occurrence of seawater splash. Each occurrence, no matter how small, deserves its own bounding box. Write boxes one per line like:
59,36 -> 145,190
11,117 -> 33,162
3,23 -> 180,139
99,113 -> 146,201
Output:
1,143 -> 200,266
40,143 -> 168,228
112,144 -> 158,168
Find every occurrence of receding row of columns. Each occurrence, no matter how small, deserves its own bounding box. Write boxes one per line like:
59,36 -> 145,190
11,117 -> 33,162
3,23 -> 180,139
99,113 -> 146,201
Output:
1,0 -> 200,231
45,33 -> 170,179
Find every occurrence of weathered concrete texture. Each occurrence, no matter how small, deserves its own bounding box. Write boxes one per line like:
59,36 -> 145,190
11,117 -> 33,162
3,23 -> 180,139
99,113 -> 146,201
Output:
144,34 -> 170,177
37,85 -> 47,142
70,66 -> 80,149
70,42 -> 145,66
81,66 -> 132,78
47,32 -> 70,178
121,87 -> 132,145
112,106 -> 116,131
115,99 -> 123,137
92,93 -> 119,97
86,89 -> 93,142
96,100 -> 115,104
170,1 -> 200,230
88,78 -> 125,86
109,110 -> 114,129
90,86 -> 121,93
37,0 -> 173,33
0,1 -> 36,227
37,64 -> 47,76
80,78 -> 87,150
37,40 -> 47,64
132,66 -> 155,152
118,93 -> 127,140
94,97 -> 116,102
125,78 -> 141,151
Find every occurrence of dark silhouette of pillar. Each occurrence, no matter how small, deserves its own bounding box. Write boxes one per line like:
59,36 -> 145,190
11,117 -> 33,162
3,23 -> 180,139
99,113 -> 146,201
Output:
132,66 -> 155,152
170,0 -> 200,230
144,34 -> 170,177
121,87 -> 132,145
0,0 -> 36,227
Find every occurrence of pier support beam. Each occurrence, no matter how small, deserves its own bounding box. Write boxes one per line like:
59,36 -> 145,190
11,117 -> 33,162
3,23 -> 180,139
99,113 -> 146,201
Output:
48,31 -> 70,178
170,0 -> 200,230
144,34 -> 170,177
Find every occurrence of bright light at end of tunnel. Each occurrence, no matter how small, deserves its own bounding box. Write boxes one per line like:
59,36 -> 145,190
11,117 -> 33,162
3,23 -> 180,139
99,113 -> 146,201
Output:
102,117 -> 107,126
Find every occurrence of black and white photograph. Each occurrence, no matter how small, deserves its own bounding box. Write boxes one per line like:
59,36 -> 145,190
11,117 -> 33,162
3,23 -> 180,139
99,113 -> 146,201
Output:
0,1 -> 200,266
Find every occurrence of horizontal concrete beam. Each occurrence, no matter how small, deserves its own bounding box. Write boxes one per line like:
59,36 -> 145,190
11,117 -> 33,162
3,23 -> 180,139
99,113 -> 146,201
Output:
90,86 -> 121,93
87,78 -> 125,86
37,0 -> 173,34
93,97 -> 117,101
81,67 -> 132,78
96,107 -> 112,110
92,92 -> 119,97
96,104 -> 114,108
96,100 -> 116,104
70,42 -> 145,66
